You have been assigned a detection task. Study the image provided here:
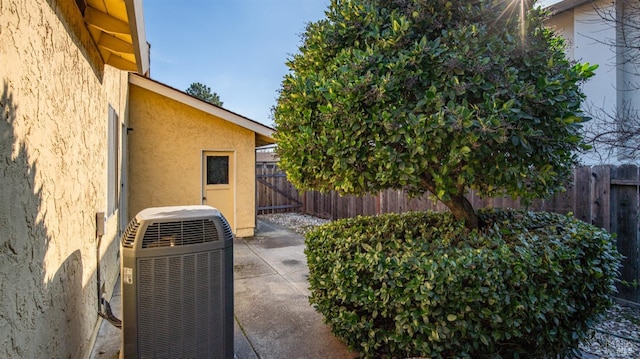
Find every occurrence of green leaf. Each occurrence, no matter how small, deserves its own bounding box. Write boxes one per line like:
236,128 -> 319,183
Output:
273,0 -> 594,228
480,334 -> 490,346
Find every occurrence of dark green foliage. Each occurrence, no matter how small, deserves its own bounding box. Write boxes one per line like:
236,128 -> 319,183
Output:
274,0 -> 596,227
305,210 -> 621,358
185,82 -> 223,106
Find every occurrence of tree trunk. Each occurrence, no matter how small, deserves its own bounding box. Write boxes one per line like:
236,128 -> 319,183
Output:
420,177 -> 479,229
440,193 -> 480,230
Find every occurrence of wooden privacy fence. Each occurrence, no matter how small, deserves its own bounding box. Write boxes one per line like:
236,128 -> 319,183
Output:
256,163 -> 640,302
256,162 -> 303,213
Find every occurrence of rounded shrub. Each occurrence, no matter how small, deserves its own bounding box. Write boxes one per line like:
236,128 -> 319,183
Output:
305,209 -> 621,358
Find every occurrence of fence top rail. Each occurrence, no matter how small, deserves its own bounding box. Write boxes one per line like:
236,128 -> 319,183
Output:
610,179 -> 640,186
256,173 -> 288,178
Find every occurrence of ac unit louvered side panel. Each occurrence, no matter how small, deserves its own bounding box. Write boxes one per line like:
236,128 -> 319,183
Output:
168,256 -> 184,353
137,259 -> 156,356
122,219 -> 140,248
196,253 -> 209,357
220,216 -> 233,241
182,255 -> 197,357
136,251 -> 224,358
210,251 -> 224,354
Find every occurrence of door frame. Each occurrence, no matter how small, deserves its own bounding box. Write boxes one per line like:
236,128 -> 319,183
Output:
119,122 -> 128,234
201,150 -> 236,232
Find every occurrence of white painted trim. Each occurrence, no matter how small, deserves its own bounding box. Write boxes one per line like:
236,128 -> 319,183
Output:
540,0 -> 594,13
124,0 -> 150,75
128,74 -> 275,140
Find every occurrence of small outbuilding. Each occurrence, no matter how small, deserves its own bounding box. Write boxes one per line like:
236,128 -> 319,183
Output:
127,74 -> 275,237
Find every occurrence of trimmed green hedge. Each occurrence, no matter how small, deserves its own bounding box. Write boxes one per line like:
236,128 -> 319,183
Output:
305,210 -> 621,358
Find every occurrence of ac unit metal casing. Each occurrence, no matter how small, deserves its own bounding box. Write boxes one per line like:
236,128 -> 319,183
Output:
120,205 -> 234,359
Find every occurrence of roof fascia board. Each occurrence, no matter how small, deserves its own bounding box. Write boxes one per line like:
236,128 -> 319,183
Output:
128,74 -> 274,139
542,0 -> 594,13
124,0 -> 150,75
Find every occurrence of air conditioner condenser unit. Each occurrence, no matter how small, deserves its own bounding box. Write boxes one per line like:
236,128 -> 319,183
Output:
120,205 -> 234,358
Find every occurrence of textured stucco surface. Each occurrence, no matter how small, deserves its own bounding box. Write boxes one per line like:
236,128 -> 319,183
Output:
546,0 -> 640,164
128,84 -> 257,237
0,0 -> 127,357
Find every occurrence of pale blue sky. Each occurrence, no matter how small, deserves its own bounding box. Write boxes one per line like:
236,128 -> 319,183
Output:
143,1 -> 330,126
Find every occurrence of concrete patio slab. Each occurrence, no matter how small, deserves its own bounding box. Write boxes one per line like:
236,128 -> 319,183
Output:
89,219 -> 357,359
233,240 -> 277,280
234,274 -> 352,359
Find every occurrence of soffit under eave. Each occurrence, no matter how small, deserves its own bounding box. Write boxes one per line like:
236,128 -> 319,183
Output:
256,133 -> 276,148
82,0 -> 148,74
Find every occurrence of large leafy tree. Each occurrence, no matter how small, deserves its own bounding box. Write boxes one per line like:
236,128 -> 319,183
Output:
274,0 -> 595,228
186,82 -> 223,106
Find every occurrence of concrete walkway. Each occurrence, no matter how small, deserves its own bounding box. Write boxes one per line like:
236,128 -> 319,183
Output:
90,219 -> 357,359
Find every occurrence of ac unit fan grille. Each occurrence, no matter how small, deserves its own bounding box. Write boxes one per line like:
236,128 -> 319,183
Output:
122,219 -> 140,248
142,219 -> 219,248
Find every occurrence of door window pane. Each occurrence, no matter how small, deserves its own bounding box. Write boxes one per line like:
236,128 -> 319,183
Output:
207,156 -> 229,185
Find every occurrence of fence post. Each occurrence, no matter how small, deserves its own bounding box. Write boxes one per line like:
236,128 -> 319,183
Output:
610,165 -> 639,302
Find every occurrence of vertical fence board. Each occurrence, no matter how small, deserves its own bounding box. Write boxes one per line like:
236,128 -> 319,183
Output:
382,189 -> 392,213
610,165 -> 639,302
367,194 -> 377,216
332,192 -> 339,219
398,190 -> 406,213
391,191 -> 399,214
554,187 -> 574,215
574,167 -> 592,223
471,191 -> 486,210
592,165 -> 612,231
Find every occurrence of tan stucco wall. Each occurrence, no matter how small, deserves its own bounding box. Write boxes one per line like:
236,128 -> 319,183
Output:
0,0 -> 127,357
128,84 -> 257,237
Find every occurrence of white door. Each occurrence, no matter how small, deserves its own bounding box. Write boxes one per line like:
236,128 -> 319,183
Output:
202,151 -> 235,232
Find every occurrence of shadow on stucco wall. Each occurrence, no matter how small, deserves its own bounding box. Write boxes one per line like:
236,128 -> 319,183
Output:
0,81 -> 85,358
41,249 -> 85,358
